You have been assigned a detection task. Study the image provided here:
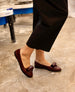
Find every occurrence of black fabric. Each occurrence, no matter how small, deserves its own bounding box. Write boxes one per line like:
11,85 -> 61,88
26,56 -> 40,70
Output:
26,0 -> 68,52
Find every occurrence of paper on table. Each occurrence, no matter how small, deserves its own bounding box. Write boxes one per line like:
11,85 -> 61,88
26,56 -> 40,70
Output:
0,8 -> 13,17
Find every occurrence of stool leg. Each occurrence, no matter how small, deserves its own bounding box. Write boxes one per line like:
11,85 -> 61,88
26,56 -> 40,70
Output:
13,15 -> 16,22
4,24 -> 7,28
7,15 -> 16,42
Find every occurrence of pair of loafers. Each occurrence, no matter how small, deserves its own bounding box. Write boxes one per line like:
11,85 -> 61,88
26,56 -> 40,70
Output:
14,49 -> 61,78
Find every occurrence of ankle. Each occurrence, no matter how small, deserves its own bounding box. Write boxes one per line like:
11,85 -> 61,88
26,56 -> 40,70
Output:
20,49 -> 30,58
35,58 -> 45,63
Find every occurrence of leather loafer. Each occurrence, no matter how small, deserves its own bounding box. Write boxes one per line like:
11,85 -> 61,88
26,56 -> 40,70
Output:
14,49 -> 34,78
35,61 -> 61,72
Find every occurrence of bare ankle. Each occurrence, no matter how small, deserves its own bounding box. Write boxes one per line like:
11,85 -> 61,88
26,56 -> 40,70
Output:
35,58 -> 45,63
20,45 -> 34,58
20,49 -> 30,58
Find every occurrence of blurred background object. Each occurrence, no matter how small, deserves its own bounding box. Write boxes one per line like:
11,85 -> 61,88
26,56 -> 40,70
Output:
68,0 -> 75,17
0,0 -> 33,6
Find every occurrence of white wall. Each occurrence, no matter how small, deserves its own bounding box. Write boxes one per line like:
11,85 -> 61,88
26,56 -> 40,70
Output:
68,0 -> 75,17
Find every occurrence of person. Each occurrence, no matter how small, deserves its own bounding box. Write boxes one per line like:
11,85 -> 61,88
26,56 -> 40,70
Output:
14,0 -> 68,78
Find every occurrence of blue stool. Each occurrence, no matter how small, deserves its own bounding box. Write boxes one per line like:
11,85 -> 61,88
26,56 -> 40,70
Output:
0,7 -> 33,42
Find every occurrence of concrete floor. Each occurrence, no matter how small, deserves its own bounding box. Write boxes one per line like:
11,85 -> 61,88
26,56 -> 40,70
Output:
0,14 -> 75,92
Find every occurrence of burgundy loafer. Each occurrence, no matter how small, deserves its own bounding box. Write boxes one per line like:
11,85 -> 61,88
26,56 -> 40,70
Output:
35,61 -> 61,72
14,49 -> 34,78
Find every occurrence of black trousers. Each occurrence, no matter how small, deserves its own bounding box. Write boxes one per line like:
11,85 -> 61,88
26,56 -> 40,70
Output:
26,0 -> 68,52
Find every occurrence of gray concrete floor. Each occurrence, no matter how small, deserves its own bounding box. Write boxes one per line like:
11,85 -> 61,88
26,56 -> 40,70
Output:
0,14 -> 75,92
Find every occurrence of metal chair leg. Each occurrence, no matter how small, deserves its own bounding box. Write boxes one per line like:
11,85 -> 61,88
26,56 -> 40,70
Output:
7,15 -> 16,42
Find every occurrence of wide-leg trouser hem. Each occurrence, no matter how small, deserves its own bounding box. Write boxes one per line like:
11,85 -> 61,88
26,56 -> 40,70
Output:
26,16 -> 67,52
26,42 -> 50,52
